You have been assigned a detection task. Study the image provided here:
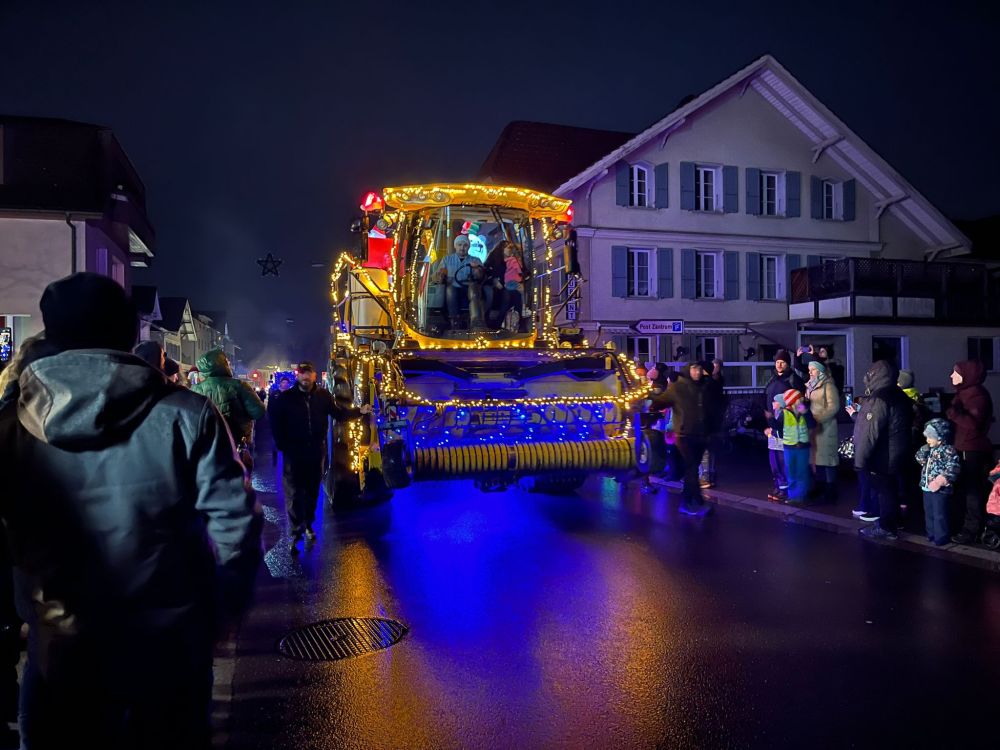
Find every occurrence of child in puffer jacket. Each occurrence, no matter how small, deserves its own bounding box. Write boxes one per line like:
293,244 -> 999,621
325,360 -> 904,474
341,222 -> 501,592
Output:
915,418 -> 962,546
982,460 -> 1000,549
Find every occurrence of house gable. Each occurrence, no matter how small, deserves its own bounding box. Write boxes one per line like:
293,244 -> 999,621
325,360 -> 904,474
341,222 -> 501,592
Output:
556,55 -> 969,258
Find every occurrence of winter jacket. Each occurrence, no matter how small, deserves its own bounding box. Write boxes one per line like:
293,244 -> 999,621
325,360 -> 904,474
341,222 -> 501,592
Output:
269,382 -> 363,453
852,360 -> 914,476
764,368 -> 806,450
191,349 -> 265,443
946,360 -> 994,453
915,420 -> 961,494
0,350 -> 261,675
649,366 -> 721,438
986,461 -> 1000,517
770,407 -> 816,448
807,375 -> 841,467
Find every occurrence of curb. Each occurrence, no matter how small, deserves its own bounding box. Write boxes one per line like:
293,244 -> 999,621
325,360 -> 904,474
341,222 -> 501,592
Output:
649,477 -> 1000,573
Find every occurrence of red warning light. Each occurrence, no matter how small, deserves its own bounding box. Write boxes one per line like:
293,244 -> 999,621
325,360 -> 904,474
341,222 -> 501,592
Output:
360,192 -> 384,212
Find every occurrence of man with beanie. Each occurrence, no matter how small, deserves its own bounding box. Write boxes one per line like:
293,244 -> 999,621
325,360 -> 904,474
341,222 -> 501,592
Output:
764,349 -> 805,502
269,360 -> 371,549
855,360 -> 914,541
650,362 -> 721,516
0,272 -> 262,748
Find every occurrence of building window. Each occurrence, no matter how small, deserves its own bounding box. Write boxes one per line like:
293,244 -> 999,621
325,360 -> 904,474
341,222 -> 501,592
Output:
110,256 -> 125,287
626,336 -> 652,364
96,247 -> 109,276
166,343 -> 181,361
872,336 -> 907,370
695,165 -> 721,212
627,248 -> 651,298
629,165 -> 650,207
760,254 -> 780,300
696,337 -> 719,362
760,171 -> 785,216
968,337 -> 998,372
822,179 -> 844,220
695,251 -> 720,299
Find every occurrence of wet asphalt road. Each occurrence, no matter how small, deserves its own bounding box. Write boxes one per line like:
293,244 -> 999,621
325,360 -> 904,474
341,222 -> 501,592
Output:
226,426 -> 1000,749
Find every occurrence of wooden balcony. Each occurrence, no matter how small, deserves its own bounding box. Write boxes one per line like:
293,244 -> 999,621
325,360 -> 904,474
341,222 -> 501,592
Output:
789,258 -> 1000,324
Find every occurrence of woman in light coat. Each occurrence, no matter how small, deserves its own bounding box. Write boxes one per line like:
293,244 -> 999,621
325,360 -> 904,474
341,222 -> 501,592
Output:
806,360 -> 841,503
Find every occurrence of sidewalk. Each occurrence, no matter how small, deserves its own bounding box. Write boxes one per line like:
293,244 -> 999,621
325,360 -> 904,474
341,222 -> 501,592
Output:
650,437 -> 1000,573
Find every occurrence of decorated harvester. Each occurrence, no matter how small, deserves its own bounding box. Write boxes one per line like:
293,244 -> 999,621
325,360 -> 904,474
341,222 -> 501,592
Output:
326,184 -> 650,504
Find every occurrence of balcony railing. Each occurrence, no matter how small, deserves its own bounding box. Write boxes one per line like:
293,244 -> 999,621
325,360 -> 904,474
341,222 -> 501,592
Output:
789,258 -> 1000,323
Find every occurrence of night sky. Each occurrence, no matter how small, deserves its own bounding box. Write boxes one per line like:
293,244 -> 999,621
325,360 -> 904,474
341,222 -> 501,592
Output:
2,1 -> 997,366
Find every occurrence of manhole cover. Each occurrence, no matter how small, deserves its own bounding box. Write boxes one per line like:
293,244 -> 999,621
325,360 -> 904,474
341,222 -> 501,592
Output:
278,617 -> 408,661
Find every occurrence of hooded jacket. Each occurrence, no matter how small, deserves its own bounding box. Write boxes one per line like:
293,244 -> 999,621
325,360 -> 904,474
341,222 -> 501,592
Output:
649,364 -> 722,438
0,350 -> 261,672
946,360 -> 994,453
191,349 -> 265,443
915,418 -> 961,494
852,360 -> 914,475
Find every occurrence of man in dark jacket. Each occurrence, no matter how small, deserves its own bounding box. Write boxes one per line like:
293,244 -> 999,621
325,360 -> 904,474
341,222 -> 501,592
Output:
0,273 -> 261,749
947,360 -> 995,544
699,359 -> 726,489
650,362 -> 721,515
269,361 -> 371,549
192,348 -> 265,446
854,359 -> 914,540
764,350 -> 806,502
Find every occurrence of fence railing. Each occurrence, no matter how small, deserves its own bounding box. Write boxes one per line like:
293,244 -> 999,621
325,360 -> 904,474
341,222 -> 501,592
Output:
790,258 -> 1000,321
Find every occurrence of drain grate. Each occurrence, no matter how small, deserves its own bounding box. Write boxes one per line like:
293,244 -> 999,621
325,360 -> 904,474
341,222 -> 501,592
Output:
278,617 -> 408,661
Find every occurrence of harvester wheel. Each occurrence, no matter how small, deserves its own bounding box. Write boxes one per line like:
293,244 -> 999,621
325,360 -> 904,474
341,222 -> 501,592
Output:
636,429 -> 667,475
381,439 -> 412,489
525,470 -> 586,495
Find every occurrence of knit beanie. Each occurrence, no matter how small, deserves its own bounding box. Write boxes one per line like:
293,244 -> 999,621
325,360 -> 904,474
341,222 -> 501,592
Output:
781,389 -> 803,408
40,272 -> 138,352
897,369 -> 914,389
923,418 -> 952,444
808,360 -> 827,375
774,349 -> 791,365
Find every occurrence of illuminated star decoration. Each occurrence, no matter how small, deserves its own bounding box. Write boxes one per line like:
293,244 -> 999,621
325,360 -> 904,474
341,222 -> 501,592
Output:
257,252 -> 283,277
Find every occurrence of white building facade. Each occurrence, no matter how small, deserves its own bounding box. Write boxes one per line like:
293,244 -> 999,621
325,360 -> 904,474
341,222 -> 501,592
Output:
546,55 -> 997,421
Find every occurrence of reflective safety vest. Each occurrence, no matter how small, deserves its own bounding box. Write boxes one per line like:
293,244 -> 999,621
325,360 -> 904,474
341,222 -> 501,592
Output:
781,409 -> 810,447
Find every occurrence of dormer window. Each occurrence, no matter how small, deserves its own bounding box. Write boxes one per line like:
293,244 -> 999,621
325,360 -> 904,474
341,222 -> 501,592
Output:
629,164 -> 650,207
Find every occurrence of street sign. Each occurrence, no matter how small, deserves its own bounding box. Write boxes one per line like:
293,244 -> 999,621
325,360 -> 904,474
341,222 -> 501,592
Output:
566,275 -> 579,320
634,320 -> 684,335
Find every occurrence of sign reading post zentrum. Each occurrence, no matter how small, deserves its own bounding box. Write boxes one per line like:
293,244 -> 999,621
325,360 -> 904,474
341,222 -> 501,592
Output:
633,320 -> 684,335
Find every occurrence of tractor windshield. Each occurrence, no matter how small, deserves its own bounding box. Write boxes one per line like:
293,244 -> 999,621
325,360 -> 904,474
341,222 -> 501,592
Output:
400,205 -> 535,339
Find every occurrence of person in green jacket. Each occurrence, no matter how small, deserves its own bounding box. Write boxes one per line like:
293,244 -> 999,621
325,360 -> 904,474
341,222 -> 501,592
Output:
191,348 -> 266,446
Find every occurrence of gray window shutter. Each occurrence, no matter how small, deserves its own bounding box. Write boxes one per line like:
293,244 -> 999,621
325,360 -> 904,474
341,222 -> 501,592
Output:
786,253 -> 802,301
724,251 -> 740,300
723,166 -> 738,213
723,334 -> 740,363
746,252 -> 761,301
785,171 -> 801,217
680,162 -> 695,210
657,335 -> 671,361
746,167 -> 761,215
810,176 -> 822,219
656,247 -> 673,298
806,255 -> 821,267
615,162 -> 630,207
612,245 -> 628,297
843,179 -> 856,221
681,249 -> 696,299
654,163 -> 669,208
